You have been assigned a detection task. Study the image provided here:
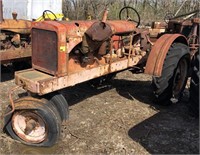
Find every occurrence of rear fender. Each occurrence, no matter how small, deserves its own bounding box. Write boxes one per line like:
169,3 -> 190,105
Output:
144,34 -> 188,77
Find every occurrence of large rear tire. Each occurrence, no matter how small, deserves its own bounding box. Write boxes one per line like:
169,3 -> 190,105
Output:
152,43 -> 190,105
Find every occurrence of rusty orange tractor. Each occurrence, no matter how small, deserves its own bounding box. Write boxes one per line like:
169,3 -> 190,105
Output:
3,6 -> 199,146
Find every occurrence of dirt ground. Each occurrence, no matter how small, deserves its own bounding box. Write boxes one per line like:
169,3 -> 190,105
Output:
0,67 -> 199,154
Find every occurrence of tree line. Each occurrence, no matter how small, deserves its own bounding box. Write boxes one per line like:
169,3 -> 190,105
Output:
62,0 -> 199,25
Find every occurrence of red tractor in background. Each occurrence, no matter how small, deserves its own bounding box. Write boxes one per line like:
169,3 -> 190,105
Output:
3,6 -> 199,147
0,0 -> 32,66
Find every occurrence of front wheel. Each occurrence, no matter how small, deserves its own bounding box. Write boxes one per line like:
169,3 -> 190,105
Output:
4,98 -> 61,147
152,43 -> 190,105
46,92 -> 69,121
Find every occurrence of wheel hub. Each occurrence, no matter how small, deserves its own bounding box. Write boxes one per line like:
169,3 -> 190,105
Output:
12,111 -> 47,143
172,58 -> 188,101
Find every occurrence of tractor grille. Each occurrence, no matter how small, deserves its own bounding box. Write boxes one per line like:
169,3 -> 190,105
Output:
32,28 -> 58,75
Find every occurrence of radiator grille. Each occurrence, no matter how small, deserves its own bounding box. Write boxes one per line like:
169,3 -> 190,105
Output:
32,28 -> 58,75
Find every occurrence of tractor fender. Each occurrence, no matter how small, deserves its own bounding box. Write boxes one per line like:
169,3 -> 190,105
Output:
144,34 -> 188,77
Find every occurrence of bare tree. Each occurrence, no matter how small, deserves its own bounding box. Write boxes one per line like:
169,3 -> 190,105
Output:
62,0 -> 199,25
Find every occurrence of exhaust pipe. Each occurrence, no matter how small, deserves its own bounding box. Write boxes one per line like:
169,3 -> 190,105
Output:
0,0 -> 3,23
102,8 -> 109,23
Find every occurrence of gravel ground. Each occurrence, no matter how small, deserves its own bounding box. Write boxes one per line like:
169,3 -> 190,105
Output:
0,68 -> 199,154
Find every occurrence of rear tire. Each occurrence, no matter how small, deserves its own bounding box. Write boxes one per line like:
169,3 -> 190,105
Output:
189,51 -> 199,117
152,43 -> 190,105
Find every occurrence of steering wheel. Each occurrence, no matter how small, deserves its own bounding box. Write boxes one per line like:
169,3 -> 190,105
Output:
42,10 -> 57,20
119,6 -> 140,27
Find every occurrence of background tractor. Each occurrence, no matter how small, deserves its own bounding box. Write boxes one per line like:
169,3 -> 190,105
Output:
0,0 -> 64,68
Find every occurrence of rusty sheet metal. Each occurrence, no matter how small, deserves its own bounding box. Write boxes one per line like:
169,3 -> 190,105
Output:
15,69 -> 52,93
32,20 -> 136,76
64,20 -> 135,53
144,34 -> 188,77
0,46 -> 31,64
59,20 -> 136,37
15,56 -> 142,95
85,22 -> 113,41
0,19 -> 31,34
107,20 -> 136,34
32,29 -> 58,75
66,37 -> 82,53
56,20 -> 135,37
59,20 -> 95,37
32,21 -> 67,76
59,20 -> 95,53
57,20 -> 135,53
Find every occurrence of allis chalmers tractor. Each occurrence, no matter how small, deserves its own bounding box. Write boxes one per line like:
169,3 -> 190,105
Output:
3,6 -> 199,146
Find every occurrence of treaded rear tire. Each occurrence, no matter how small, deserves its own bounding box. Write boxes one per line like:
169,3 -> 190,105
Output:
152,43 -> 190,105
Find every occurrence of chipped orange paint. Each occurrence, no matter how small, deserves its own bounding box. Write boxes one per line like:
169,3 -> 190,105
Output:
145,34 -> 188,76
31,20 -> 136,77
15,55 -> 143,95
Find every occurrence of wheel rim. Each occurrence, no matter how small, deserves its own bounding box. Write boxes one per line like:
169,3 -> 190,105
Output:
172,58 -> 188,100
12,111 -> 47,143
